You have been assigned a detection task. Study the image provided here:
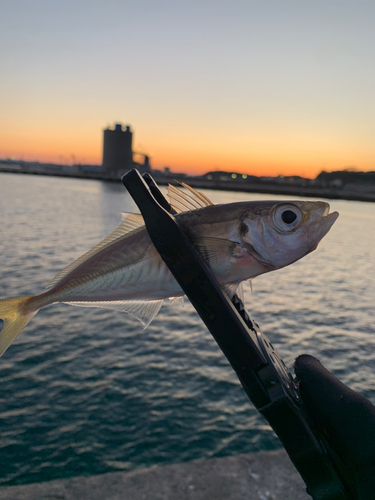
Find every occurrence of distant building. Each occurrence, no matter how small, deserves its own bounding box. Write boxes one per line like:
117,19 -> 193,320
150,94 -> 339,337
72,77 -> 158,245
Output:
102,123 -> 133,177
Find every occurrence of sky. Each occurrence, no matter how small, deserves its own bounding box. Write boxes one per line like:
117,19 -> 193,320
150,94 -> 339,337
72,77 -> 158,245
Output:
1,0 -> 374,178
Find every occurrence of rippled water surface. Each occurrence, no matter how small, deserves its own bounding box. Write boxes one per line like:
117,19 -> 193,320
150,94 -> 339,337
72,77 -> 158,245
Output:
0,173 -> 374,485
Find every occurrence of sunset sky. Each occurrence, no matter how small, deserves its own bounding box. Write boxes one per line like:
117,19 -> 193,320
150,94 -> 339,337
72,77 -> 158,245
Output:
1,0 -> 374,178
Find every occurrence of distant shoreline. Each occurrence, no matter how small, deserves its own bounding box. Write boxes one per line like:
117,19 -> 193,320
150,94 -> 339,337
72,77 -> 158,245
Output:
1,165 -> 374,203
155,175 -> 375,203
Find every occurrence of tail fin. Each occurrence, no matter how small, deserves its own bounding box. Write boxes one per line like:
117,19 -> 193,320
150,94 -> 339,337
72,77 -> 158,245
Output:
0,296 -> 38,357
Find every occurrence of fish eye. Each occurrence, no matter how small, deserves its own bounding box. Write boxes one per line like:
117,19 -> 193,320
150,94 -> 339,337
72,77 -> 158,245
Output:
273,204 -> 302,231
282,210 -> 297,224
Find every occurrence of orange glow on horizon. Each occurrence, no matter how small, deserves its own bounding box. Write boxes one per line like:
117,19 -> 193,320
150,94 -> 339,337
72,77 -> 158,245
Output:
1,122 -> 373,180
0,143 -> 372,180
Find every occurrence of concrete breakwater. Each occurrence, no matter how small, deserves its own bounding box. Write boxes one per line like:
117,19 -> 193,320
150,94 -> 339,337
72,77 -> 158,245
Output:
0,449 -> 310,500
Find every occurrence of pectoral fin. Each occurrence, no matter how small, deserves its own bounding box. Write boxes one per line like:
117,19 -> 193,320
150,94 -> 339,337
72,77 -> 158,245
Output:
194,237 -> 237,267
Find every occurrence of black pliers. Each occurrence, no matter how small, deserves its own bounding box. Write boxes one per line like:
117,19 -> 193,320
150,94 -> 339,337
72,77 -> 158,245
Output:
122,169 -> 375,500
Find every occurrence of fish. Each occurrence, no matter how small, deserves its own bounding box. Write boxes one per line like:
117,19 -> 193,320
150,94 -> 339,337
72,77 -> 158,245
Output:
0,184 -> 339,357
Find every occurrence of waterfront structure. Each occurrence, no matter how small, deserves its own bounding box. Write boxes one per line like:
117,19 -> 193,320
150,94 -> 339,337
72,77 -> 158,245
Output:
102,124 -> 133,177
134,154 -> 152,175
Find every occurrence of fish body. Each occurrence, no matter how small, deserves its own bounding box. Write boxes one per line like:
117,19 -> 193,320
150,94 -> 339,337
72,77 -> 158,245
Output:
0,185 -> 338,357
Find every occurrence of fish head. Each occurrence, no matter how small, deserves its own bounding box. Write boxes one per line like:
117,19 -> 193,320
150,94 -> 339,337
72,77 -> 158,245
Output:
240,200 -> 339,272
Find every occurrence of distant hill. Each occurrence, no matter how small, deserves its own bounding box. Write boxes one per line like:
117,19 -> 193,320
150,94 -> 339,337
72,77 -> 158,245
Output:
317,170 -> 375,185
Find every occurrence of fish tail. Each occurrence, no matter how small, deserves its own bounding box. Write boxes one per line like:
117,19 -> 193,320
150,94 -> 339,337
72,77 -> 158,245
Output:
0,296 -> 38,357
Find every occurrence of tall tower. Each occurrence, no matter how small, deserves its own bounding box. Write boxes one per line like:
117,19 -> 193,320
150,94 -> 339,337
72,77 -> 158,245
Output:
102,124 -> 133,178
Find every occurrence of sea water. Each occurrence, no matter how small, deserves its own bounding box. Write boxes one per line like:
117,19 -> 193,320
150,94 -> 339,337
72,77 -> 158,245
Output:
0,173 -> 374,485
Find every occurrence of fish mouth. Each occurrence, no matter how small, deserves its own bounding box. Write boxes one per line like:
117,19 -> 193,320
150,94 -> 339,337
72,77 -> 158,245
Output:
311,202 -> 332,218
308,205 -> 339,252
308,202 -> 339,224
320,204 -> 339,227
319,210 -> 339,237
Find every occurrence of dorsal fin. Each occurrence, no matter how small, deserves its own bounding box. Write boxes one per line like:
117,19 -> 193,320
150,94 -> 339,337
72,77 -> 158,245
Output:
167,183 -> 213,214
46,213 -> 145,291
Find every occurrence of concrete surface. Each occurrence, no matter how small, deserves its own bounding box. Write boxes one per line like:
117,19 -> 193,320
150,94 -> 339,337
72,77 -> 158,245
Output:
0,449 -> 311,500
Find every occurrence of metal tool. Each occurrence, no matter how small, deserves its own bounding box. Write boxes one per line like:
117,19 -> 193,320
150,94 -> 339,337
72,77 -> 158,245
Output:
122,169 -> 354,500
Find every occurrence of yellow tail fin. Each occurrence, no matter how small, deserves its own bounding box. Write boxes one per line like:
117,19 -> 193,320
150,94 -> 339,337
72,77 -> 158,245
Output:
0,296 -> 38,357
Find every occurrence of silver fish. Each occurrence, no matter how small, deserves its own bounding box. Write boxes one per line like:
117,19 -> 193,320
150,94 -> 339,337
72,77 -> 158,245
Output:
0,184 -> 338,357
